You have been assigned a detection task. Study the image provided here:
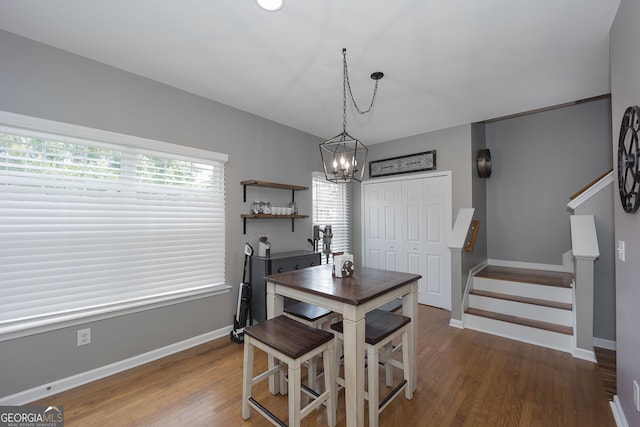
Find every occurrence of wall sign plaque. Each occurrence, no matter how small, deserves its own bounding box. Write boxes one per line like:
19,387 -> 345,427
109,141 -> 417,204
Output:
369,150 -> 436,178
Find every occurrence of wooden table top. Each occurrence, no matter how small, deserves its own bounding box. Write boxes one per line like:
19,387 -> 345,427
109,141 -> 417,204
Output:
265,264 -> 421,305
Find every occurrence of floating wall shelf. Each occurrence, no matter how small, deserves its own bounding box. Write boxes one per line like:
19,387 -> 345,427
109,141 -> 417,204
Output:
240,180 -> 309,234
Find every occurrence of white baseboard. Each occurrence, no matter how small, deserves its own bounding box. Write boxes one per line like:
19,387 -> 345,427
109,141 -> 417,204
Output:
449,318 -> 464,329
593,337 -> 617,351
0,325 -> 233,405
610,395 -> 629,427
572,346 -> 596,363
487,258 -> 569,273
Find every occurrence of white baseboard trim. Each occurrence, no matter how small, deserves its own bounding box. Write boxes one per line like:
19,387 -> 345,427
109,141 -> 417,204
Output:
610,395 -> 629,427
449,318 -> 464,329
572,346 -> 596,363
0,325 -> 233,405
487,258 -> 569,273
593,337 -> 617,351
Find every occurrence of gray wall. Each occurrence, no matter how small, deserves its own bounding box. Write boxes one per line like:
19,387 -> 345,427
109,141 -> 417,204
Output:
485,98 -> 612,265
0,30 -> 324,398
468,122 -> 488,267
611,1 -> 640,424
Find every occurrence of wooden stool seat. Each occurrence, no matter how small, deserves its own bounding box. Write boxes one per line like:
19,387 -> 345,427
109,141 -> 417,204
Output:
242,315 -> 336,427
284,301 -> 341,391
284,301 -> 336,324
377,299 -> 403,313
331,310 -> 412,427
330,309 -> 410,345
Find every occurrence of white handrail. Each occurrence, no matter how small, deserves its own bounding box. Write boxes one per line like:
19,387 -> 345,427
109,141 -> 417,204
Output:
567,171 -> 613,211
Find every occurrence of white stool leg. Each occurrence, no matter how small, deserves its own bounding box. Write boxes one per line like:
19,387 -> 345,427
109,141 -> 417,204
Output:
288,364 -> 302,427
241,337 -> 254,420
368,345 -> 380,427
324,341 -> 337,427
402,329 -> 413,399
308,356 -> 318,391
384,343 -> 393,387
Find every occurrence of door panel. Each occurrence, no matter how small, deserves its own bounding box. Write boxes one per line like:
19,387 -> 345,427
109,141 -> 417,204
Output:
421,175 -> 451,309
363,173 -> 451,310
364,181 -> 402,271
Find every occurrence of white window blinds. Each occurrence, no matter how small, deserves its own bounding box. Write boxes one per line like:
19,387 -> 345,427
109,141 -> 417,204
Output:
312,171 -> 351,262
0,116 -> 227,339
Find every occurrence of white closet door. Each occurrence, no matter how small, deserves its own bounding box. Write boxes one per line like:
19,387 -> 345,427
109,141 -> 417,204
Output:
363,181 -> 403,271
420,175 -> 451,309
363,172 -> 452,310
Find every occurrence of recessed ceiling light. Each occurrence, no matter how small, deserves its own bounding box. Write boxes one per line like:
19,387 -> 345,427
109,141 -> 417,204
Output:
256,0 -> 284,12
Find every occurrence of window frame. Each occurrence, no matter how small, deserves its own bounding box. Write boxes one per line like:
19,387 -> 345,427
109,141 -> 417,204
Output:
0,111 -> 230,341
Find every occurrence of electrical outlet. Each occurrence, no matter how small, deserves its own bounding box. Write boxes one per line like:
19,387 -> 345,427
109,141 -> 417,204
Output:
77,328 -> 91,346
634,380 -> 640,412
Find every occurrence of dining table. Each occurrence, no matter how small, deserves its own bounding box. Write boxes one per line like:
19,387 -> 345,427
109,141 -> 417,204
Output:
265,263 -> 421,427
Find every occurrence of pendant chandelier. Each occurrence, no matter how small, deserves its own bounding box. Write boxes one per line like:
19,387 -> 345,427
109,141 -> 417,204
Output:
320,48 -> 383,183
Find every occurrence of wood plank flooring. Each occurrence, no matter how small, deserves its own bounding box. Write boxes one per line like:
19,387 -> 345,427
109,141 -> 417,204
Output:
595,347 -> 617,401
32,305 -> 615,426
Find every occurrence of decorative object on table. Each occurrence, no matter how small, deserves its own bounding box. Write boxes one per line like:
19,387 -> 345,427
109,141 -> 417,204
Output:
319,48 -> 384,183
476,149 -> 492,178
333,253 -> 354,278
321,225 -> 333,263
617,105 -> 640,213
231,243 -> 254,344
257,235 -> 270,257
369,150 -> 436,178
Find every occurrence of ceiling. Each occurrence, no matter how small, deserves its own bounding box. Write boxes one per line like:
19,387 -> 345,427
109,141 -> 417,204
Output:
0,1 -> 620,144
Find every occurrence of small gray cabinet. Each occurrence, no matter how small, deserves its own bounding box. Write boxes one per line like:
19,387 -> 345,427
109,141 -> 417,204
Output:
250,250 -> 321,322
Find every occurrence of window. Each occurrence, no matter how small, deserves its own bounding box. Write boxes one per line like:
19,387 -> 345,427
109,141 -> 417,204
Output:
312,171 -> 351,263
0,112 -> 228,340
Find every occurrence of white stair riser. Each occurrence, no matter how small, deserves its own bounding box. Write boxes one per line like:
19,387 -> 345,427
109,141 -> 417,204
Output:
464,314 -> 573,354
468,295 -> 573,326
473,277 -> 572,304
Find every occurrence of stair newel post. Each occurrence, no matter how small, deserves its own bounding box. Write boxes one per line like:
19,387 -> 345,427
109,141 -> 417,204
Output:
449,208 -> 476,327
450,247 -> 463,325
570,215 -> 600,359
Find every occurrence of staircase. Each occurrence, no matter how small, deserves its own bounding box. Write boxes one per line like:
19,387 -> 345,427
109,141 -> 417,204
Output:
464,265 -> 575,354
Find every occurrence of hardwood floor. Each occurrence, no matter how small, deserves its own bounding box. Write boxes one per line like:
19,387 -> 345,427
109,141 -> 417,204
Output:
595,347 -> 617,401
32,305 -> 615,426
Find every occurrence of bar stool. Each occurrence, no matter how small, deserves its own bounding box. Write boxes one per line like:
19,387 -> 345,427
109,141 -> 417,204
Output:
242,315 -> 336,427
284,301 -> 341,390
377,299 -> 403,313
376,298 -> 403,385
330,309 -> 413,427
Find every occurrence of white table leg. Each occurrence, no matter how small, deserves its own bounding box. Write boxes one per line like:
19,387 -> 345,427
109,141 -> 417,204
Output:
402,281 -> 419,392
342,311 -> 366,427
266,282 -> 284,394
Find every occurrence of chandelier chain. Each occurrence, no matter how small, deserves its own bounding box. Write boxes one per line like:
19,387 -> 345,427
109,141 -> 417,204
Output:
342,49 -> 380,118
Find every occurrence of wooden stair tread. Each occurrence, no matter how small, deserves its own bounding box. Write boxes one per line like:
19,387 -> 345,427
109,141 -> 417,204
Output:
465,308 -> 573,335
469,289 -> 572,311
474,265 -> 573,288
